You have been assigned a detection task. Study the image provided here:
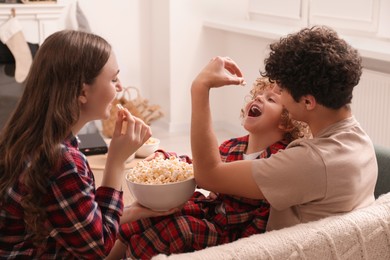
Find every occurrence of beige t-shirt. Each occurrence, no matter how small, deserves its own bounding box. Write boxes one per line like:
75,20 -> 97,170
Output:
252,116 -> 378,231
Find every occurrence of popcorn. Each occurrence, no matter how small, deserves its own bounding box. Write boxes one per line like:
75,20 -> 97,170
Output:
126,157 -> 194,184
116,103 -> 127,135
116,103 -> 125,110
145,137 -> 158,145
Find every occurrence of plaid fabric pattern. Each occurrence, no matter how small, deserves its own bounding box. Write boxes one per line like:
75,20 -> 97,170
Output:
119,135 -> 287,259
0,135 -> 124,259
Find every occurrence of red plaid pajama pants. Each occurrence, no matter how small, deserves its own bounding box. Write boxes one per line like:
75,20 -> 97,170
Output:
119,192 -> 269,259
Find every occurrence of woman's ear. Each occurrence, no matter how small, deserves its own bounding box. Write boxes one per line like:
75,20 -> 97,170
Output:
301,95 -> 316,111
78,83 -> 89,104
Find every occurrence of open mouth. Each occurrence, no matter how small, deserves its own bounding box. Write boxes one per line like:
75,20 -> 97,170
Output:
248,104 -> 262,117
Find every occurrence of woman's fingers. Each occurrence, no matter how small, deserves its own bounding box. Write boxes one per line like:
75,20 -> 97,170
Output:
132,116 -> 152,143
119,110 -> 151,146
141,122 -> 152,143
112,106 -> 152,160
113,108 -> 126,136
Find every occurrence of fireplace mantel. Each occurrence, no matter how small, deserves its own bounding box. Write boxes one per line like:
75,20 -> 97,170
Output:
0,3 -> 65,44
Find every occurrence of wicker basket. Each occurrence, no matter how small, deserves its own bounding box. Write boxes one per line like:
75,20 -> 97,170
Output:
101,87 -> 164,138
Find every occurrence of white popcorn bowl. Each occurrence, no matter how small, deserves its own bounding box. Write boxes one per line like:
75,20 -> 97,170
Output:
125,176 -> 196,211
135,137 -> 160,158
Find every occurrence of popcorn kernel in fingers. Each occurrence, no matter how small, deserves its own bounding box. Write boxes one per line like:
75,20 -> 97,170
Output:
116,103 -> 127,135
117,104 -> 125,110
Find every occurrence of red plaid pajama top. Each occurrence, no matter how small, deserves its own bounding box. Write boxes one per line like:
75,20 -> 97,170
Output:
0,135 -> 124,259
119,135 -> 286,259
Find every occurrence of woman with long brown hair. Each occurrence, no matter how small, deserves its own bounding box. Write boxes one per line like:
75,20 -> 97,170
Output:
0,30 -> 173,259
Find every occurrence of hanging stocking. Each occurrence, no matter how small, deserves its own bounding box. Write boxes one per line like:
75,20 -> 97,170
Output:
0,17 -> 32,83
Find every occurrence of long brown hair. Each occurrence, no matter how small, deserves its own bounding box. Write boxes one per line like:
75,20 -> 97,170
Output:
0,30 -> 112,243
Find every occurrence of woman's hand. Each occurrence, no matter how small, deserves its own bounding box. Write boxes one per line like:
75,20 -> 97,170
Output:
108,108 -> 152,166
192,56 -> 246,91
120,201 -> 179,224
102,108 -> 151,190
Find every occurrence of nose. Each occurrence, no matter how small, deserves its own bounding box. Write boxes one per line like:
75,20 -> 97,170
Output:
254,94 -> 264,103
116,80 -> 123,92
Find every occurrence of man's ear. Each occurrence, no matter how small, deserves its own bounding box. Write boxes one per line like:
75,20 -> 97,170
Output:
301,95 -> 316,111
78,83 -> 89,104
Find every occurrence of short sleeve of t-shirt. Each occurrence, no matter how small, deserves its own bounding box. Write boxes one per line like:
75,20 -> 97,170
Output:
252,140 -> 327,211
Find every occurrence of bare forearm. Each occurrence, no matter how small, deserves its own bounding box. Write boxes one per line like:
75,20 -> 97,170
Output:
190,57 -> 260,196
190,83 -> 221,186
101,109 -> 152,191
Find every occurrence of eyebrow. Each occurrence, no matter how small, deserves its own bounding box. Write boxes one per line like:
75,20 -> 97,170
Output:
268,89 -> 280,96
266,92 -> 281,102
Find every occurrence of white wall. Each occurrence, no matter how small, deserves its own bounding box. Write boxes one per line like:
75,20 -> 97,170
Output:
165,0 -> 251,133
3,0 -> 388,145
59,0 -> 252,134
59,0 -> 143,96
70,0 -> 252,134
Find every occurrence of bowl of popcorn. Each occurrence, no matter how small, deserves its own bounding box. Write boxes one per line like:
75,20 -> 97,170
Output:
135,137 -> 160,158
125,157 -> 196,211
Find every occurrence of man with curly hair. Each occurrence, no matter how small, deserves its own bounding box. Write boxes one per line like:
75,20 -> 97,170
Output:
107,78 -> 310,259
190,26 -> 378,232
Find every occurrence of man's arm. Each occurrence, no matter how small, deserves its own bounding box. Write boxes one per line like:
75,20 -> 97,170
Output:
190,57 -> 264,199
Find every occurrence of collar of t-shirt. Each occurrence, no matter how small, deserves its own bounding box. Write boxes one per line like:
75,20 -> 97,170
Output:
243,150 -> 264,160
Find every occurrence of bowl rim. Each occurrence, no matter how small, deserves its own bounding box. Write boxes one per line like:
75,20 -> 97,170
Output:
126,176 -> 195,187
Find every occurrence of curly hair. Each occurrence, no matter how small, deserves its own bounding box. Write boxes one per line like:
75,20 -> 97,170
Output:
241,77 -> 311,143
261,26 -> 362,109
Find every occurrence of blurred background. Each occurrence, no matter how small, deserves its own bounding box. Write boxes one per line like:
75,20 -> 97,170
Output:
1,0 -> 389,147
